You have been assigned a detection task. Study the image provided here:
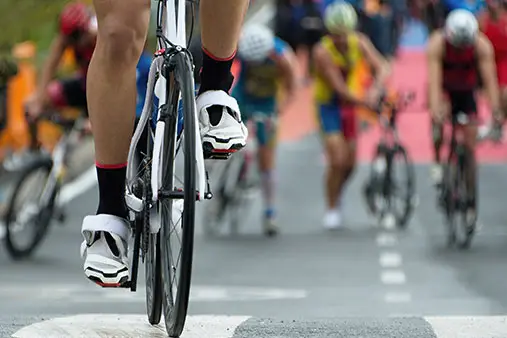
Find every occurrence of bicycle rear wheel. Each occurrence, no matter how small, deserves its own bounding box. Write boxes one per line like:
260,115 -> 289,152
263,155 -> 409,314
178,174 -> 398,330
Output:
4,155 -> 56,259
159,51 -> 197,337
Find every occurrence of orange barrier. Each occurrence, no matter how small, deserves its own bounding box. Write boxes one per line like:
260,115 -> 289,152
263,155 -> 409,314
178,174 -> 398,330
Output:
0,42 -> 76,161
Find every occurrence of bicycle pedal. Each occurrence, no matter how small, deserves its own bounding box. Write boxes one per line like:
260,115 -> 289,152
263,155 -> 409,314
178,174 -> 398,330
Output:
205,152 -> 232,160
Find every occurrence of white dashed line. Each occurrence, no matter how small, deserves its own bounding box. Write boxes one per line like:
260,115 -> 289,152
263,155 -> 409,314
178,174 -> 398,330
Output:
384,291 -> 412,303
376,230 -> 412,308
379,252 -> 402,268
381,270 -> 407,285
376,232 -> 398,247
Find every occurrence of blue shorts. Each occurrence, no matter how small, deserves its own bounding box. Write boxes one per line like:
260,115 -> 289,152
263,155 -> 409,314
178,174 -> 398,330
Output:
318,103 -> 342,133
317,103 -> 357,139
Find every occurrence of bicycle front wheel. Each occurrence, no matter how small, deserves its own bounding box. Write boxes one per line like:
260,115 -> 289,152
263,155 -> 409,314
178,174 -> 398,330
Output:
159,51 -> 197,337
4,155 -> 56,259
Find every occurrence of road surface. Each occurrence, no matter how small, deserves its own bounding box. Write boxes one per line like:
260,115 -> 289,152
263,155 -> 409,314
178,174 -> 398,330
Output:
2,131 -> 507,337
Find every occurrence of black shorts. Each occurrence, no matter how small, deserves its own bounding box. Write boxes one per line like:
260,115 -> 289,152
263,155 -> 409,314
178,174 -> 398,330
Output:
447,90 -> 477,116
47,75 -> 88,115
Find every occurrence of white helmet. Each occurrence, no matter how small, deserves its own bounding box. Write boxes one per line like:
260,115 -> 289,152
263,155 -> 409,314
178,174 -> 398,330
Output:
238,24 -> 275,62
444,9 -> 478,47
324,1 -> 357,34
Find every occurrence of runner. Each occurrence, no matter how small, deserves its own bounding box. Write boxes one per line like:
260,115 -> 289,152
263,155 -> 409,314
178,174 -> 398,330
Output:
427,9 -> 502,224
313,1 -> 390,229
233,24 -> 298,236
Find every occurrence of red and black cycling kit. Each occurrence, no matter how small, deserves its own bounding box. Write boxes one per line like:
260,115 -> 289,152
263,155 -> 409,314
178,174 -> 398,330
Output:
47,41 -> 95,111
441,40 -> 478,115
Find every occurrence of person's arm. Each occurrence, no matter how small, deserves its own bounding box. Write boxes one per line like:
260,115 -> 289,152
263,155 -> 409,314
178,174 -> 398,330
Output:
427,32 -> 444,118
37,35 -> 67,97
313,43 -> 366,106
476,33 -> 501,116
357,33 -> 390,89
274,47 -> 298,101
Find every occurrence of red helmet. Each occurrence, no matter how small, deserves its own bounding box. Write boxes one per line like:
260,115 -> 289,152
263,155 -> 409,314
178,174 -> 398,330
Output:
59,2 -> 91,36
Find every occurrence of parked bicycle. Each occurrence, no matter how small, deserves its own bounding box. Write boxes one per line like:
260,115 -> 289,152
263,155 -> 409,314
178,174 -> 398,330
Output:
3,111 -> 87,259
437,112 -> 502,249
362,90 -> 417,229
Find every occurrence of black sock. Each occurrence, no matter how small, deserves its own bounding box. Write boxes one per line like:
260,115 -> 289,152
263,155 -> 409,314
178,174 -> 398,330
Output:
198,48 -> 236,126
96,164 -> 128,219
198,48 -> 235,95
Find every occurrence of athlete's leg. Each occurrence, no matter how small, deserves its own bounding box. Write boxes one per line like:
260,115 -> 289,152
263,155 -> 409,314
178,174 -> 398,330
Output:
319,104 -> 348,229
196,0 -> 249,153
461,93 -> 478,224
81,0 -> 151,287
430,94 -> 449,184
256,114 -> 279,235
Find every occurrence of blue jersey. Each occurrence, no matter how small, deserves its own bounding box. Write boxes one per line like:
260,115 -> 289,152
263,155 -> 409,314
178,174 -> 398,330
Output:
136,52 -> 152,118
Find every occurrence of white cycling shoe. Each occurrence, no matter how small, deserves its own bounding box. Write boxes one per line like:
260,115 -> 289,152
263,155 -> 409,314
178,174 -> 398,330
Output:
80,214 -> 130,287
196,90 -> 248,156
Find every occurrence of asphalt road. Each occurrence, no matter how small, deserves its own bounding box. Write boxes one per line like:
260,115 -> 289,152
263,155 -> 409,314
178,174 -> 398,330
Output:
1,133 -> 507,337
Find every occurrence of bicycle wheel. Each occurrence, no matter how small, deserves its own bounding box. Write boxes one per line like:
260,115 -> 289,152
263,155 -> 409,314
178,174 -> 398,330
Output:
159,51 -> 196,337
453,148 -> 475,249
390,144 -> 416,228
4,155 -> 56,259
141,124 -> 163,325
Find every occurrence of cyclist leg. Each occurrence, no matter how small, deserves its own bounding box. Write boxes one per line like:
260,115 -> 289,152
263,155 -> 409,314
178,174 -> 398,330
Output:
339,105 -> 358,203
318,102 -> 349,230
81,0 -> 150,287
196,0 -> 249,154
430,91 -> 449,184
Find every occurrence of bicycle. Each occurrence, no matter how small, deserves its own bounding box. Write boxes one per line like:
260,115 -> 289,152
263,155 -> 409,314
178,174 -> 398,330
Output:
3,111 -> 86,259
204,113 -> 274,237
362,90 -> 417,229
122,0 -> 216,336
437,112 -> 502,249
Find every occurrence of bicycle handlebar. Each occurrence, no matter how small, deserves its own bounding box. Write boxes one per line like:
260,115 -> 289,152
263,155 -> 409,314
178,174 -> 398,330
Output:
375,90 -> 416,115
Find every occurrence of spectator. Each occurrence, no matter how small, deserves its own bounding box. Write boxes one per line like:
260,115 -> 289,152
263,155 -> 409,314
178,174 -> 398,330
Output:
353,0 -> 404,62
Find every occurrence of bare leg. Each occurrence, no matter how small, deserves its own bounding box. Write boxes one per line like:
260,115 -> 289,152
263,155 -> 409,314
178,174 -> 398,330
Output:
81,0 -> 151,287
88,0 -> 150,217
200,0 -> 249,59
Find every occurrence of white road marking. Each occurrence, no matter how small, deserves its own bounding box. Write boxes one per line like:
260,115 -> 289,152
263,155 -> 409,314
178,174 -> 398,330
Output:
376,232 -> 398,247
425,316 -> 507,338
57,166 -> 97,206
12,314 -> 251,338
384,291 -> 412,303
379,252 -> 402,268
0,284 -> 307,303
381,270 -> 406,285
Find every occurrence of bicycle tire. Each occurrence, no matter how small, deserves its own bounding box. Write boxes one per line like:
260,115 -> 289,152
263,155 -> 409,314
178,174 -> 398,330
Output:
143,123 -> 163,325
160,51 -> 196,337
454,148 -> 475,249
442,150 -> 460,248
4,155 -> 56,259
392,144 -> 416,228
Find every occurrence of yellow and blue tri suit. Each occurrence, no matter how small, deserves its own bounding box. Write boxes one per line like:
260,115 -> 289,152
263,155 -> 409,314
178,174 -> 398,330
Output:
314,33 -> 363,138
